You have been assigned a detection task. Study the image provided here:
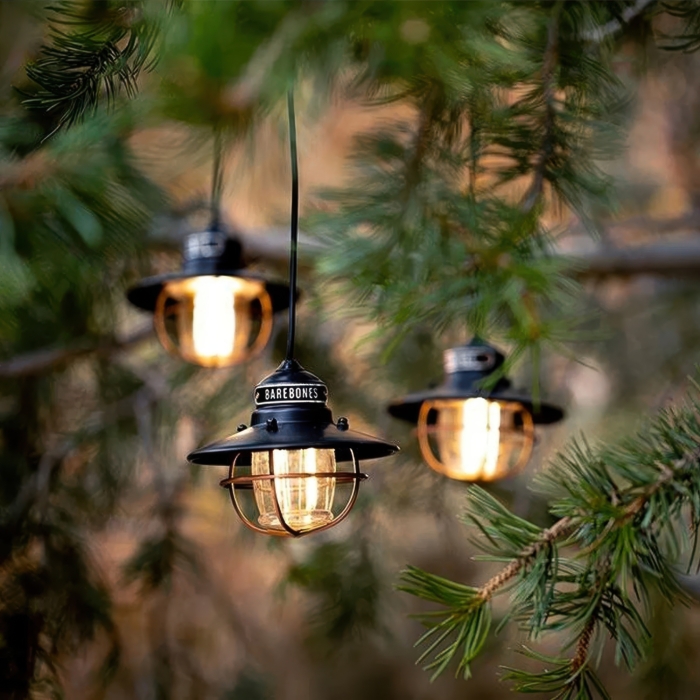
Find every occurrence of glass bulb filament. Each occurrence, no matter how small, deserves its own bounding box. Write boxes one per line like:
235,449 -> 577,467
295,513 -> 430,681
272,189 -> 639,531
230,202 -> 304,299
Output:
191,276 -> 237,359
251,449 -> 337,530
154,275 -> 273,368
417,398 -> 534,481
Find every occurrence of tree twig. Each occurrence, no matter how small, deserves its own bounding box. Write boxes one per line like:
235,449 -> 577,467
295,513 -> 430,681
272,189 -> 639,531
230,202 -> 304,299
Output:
571,614 -> 597,673
0,326 -> 152,379
478,516 -> 573,601
521,2 -> 562,214
571,240 -> 700,278
477,450 -> 698,605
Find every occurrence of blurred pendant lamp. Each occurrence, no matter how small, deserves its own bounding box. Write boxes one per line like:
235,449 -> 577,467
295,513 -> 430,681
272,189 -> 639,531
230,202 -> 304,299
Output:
387,339 -> 564,482
127,130 -> 290,368
187,92 -> 399,537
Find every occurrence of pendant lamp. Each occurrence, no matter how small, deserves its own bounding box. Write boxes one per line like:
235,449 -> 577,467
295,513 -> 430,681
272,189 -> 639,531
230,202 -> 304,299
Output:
387,339 -> 564,482
127,131 -> 290,368
187,92 -> 399,537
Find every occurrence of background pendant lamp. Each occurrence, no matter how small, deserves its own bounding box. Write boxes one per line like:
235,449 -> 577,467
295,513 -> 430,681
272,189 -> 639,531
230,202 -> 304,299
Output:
186,92 -> 399,537
127,131 -> 289,368
387,339 -> 564,482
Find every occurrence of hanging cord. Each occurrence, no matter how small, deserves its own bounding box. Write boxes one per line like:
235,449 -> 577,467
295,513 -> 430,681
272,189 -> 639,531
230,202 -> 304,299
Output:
285,89 -> 299,361
210,127 -> 224,231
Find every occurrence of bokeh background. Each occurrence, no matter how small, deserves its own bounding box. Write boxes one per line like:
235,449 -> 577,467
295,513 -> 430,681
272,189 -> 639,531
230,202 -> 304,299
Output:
3,2 -> 700,698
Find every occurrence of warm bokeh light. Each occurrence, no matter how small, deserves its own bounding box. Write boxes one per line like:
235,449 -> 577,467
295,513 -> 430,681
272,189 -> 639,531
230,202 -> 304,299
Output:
154,275 -> 273,367
417,398 -> 534,481
251,449 -> 337,531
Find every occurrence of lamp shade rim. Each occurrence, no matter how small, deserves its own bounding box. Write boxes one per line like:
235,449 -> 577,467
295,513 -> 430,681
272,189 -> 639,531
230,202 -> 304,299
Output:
187,423 -> 399,466
127,271 -> 291,313
387,388 -> 564,425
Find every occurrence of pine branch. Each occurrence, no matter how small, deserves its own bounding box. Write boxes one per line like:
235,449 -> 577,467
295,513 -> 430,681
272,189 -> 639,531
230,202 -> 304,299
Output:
22,1 -> 164,133
312,2 -> 629,360
521,2 -> 562,214
477,516 -> 574,601
401,391 -> 700,696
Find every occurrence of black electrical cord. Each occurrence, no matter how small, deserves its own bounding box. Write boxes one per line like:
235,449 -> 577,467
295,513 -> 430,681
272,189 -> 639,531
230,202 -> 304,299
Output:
210,127 -> 224,231
285,90 -> 299,361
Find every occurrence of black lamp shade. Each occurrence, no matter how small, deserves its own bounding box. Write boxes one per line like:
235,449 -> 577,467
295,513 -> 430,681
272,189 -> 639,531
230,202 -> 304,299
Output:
127,230 -> 290,313
387,340 -> 564,426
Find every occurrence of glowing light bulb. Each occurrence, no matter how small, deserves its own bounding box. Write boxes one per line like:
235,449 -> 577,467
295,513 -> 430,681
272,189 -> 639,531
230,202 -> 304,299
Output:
252,449 -> 337,530
190,276 -> 238,360
154,275 -> 273,367
417,398 -> 534,481
454,398 -> 501,479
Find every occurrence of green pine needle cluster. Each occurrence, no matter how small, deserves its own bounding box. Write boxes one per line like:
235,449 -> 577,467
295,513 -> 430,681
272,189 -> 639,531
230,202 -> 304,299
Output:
23,0 -> 162,132
400,390 -> 700,698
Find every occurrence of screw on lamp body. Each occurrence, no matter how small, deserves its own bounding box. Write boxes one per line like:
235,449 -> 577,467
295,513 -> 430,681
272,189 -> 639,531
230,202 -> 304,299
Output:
186,91 -> 399,537
387,339 -> 564,482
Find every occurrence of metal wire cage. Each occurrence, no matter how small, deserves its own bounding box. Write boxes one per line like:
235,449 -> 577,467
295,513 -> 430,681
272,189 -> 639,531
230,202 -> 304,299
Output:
219,449 -> 366,537
416,398 -> 535,481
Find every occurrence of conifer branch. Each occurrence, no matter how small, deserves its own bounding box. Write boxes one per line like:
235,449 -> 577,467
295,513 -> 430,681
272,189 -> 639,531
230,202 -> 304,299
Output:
402,391 -> 700,696
22,1 -> 164,133
477,516 -> 573,602
521,2 -> 562,214
572,614 -> 597,673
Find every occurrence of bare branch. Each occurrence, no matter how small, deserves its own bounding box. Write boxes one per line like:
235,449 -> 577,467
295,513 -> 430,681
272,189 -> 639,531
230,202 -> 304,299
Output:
572,240 -> 700,278
0,326 -> 152,379
3,228 -> 700,382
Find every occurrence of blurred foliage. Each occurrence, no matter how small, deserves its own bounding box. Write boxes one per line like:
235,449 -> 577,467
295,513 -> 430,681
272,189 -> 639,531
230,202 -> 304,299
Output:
313,1 -> 628,364
2,1 -> 700,700
284,540 -> 382,648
